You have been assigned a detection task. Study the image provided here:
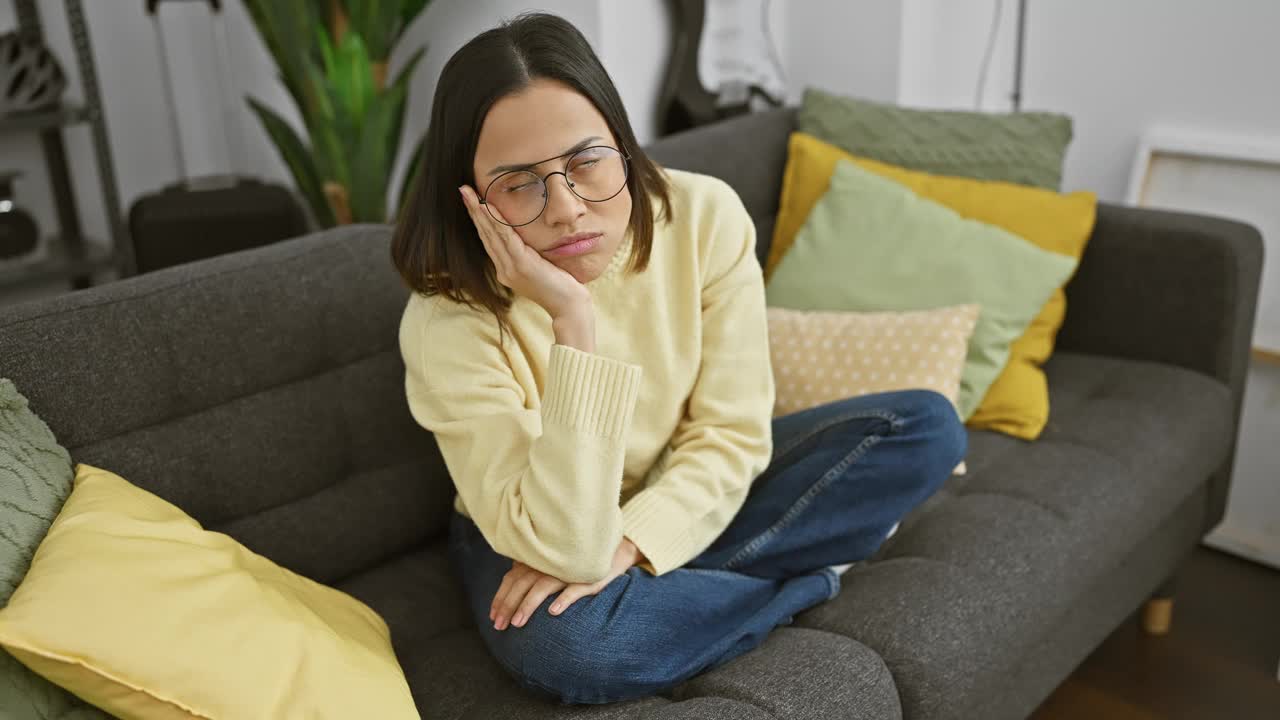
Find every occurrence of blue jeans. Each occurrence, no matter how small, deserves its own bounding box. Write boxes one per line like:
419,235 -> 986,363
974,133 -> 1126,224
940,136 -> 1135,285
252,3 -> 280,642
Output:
446,389 -> 966,705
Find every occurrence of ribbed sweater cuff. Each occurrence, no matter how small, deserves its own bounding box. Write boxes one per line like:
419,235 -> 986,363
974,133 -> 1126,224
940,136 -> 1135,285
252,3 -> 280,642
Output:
541,344 -> 643,439
621,490 -> 698,577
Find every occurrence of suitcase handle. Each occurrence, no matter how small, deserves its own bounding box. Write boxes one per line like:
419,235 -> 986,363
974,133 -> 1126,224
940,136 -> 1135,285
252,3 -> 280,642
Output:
145,0 -> 222,15
145,0 -> 244,185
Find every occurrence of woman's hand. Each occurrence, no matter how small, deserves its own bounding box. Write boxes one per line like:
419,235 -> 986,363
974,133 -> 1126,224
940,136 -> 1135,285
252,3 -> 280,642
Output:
490,537 -> 646,631
459,185 -> 591,322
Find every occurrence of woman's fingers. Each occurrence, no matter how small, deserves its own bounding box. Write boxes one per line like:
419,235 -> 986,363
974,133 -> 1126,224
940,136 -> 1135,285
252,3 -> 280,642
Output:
510,576 -> 567,628
488,564 -> 616,630
460,186 -> 511,276
491,576 -> 532,627
491,561 -> 552,627
547,580 -> 601,616
489,561 -> 519,623
467,185 -> 535,275
481,199 -> 529,267
490,560 -> 533,628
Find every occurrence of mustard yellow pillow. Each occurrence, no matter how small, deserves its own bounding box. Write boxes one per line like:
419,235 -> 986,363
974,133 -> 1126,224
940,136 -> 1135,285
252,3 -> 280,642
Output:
0,464 -> 419,720
768,132 -> 1097,440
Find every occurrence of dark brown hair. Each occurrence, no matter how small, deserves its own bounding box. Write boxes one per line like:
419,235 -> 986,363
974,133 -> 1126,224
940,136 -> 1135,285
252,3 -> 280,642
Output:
391,12 -> 670,328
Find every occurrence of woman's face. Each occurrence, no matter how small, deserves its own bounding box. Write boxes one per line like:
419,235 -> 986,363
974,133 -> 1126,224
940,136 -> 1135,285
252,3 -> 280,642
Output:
472,78 -> 633,284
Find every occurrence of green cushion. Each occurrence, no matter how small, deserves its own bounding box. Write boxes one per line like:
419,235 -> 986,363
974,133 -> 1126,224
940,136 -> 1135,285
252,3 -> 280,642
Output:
797,87 -> 1073,190
765,160 -> 1078,419
0,380 -> 73,605
0,378 -> 109,719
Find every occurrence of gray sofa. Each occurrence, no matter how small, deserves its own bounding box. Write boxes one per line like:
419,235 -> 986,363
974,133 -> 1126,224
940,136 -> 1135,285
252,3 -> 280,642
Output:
0,108 -> 1263,720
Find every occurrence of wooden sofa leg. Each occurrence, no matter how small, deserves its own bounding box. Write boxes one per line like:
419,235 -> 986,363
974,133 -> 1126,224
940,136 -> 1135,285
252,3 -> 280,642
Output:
1141,575 -> 1177,636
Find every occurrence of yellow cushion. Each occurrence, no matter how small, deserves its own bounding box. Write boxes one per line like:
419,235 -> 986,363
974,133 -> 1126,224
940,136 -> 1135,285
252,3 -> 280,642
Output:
0,463 -> 419,720
767,132 -> 1097,439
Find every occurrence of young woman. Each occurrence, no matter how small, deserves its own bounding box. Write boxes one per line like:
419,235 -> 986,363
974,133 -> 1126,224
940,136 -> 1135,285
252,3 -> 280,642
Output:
393,12 -> 965,706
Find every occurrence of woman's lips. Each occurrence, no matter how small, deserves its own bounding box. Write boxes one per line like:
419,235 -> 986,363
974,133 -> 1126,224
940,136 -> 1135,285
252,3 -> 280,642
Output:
545,233 -> 601,258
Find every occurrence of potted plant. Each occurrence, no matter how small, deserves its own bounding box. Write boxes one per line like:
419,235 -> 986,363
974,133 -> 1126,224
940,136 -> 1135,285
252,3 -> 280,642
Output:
242,0 -> 431,227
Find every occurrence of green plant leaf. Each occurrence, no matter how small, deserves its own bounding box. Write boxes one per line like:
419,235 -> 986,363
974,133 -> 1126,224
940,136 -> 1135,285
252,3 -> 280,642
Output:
349,110 -> 391,221
348,87 -> 405,221
341,0 -> 404,61
339,0 -> 433,62
400,0 -> 432,33
242,0 -> 431,225
351,44 -> 422,221
315,21 -> 336,75
246,97 -> 335,228
332,32 -> 375,124
241,0 -> 322,115
301,60 -> 356,192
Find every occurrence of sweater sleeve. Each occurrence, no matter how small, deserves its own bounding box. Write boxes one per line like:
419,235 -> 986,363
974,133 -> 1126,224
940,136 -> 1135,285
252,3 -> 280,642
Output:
401,300 -> 643,584
620,180 -> 776,576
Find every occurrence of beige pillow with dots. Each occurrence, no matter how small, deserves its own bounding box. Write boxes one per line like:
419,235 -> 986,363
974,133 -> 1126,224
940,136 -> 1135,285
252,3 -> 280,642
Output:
767,304 -> 981,473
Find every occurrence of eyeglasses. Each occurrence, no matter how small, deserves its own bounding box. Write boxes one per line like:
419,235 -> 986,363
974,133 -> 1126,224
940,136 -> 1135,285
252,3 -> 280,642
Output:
479,145 -> 630,227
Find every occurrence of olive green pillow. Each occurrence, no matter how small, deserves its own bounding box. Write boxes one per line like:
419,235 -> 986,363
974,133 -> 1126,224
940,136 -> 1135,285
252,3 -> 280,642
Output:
765,160 -> 1078,419
0,378 -> 110,720
798,87 -> 1073,190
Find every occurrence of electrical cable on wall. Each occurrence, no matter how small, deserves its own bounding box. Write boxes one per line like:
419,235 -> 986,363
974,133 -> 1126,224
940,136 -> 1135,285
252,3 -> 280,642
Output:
975,0 -> 1004,109
1012,0 -> 1027,111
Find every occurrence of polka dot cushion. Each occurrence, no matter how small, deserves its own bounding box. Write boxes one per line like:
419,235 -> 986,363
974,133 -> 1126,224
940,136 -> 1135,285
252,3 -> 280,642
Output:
766,304 -> 981,418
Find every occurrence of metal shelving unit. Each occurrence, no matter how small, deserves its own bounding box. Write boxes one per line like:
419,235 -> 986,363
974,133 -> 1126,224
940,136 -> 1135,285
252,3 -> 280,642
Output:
1,0 -> 135,292
0,103 -> 91,133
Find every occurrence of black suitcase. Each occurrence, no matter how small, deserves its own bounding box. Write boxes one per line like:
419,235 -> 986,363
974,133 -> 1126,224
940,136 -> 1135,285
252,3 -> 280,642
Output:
128,0 -> 308,274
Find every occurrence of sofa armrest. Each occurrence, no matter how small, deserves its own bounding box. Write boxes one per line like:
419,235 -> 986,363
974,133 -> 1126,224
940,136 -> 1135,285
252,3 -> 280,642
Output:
1056,201 -> 1264,530
1058,202 -> 1263,391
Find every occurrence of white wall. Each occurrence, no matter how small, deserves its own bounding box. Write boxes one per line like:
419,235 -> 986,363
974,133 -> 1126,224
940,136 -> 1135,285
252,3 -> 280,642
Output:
782,0 -> 900,105
1025,0 -> 1280,202
598,1 -> 670,145
893,0 -> 1280,568
898,0 -> 1020,111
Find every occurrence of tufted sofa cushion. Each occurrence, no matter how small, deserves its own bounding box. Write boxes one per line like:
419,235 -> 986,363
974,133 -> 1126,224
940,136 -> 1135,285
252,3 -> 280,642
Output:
793,352 -> 1232,720
0,226 -> 454,586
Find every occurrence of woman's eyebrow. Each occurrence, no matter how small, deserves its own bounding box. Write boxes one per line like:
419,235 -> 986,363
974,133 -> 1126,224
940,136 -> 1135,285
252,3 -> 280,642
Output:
486,136 -> 604,176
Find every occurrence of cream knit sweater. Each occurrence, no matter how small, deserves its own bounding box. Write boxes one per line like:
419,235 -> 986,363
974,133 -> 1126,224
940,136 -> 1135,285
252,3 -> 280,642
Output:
399,169 -> 774,582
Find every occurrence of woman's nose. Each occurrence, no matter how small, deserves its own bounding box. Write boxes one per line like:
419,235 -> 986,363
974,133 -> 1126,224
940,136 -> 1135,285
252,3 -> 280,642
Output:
542,173 -> 586,226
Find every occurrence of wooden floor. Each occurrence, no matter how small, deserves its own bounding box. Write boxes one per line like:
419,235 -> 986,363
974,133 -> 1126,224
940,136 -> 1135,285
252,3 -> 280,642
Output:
1030,546 -> 1280,720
